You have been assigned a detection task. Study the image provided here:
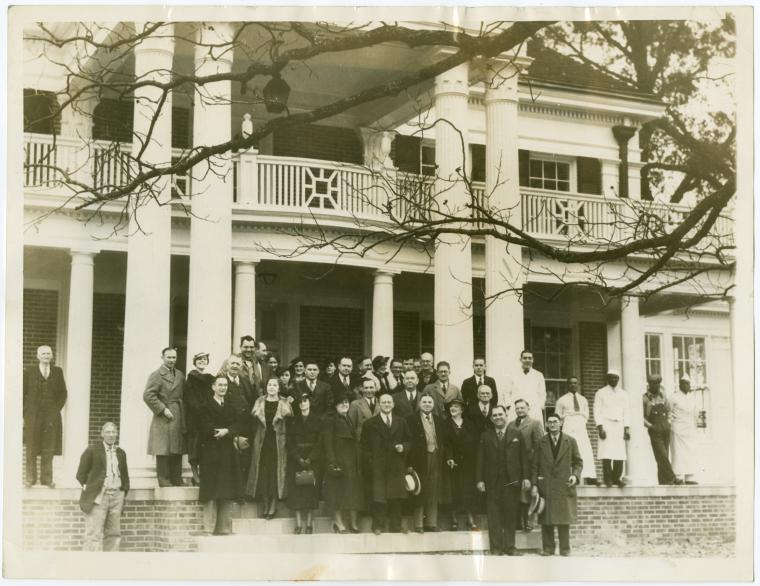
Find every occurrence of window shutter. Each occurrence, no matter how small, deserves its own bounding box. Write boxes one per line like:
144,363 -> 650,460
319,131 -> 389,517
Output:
518,149 -> 530,186
172,106 -> 192,149
93,99 -> 134,143
392,135 -> 422,174
577,156 -> 602,194
470,144 -> 486,182
24,89 -> 60,135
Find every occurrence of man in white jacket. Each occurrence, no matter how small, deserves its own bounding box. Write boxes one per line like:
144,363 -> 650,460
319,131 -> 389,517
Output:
505,350 -> 546,422
593,370 -> 630,487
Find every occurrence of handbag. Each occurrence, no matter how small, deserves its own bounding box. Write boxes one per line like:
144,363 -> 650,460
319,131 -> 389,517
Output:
295,469 -> 316,486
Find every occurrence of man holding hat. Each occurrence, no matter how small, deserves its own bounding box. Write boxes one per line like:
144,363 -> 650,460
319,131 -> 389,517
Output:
670,374 -> 699,484
531,413 -> 583,556
476,405 -> 530,556
593,370 -> 630,487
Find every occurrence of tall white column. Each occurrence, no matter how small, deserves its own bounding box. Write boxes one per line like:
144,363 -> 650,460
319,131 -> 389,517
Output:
620,295 -> 657,485
186,23 -> 235,373
371,270 -> 395,357
119,25 -> 175,481
483,61 -> 525,393
61,249 -> 96,487
233,260 -> 258,352
433,62 -> 473,379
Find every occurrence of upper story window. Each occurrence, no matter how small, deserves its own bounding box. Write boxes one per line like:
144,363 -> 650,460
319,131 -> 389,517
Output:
529,154 -> 572,192
392,134 -> 436,176
24,89 -> 60,135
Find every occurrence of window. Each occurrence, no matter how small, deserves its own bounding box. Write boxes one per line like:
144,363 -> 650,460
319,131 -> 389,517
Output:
391,135 -> 436,176
420,143 -> 436,177
529,326 -> 572,416
672,335 -> 709,430
645,333 -> 663,377
529,154 -> 571,192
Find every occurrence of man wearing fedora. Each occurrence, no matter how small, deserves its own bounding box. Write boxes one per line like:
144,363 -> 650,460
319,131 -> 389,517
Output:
476,405 -> 530,556
531,413 -> 583,556
406,393 -> 451,533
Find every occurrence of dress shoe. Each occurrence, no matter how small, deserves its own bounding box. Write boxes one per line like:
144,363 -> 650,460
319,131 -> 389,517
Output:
305,525 -> 314,534
615,480 -> 627,488
349,525 -> 360,534
373,528 -> 382,536
560,550 -> 571,557
332,523 -> 349,534
504,549 -> 522,556
604,482 -> 613,488
415,527 -> 424,534
468,522 -> 479,531
294,526 -> 303,535
685,480 -> 698,485
450,520 -> 459,531
539,550 -> 554,556
44,482 -> 56,489
674,478 -> 684,485
158,478 -> 172,487
423,525 -> 439,532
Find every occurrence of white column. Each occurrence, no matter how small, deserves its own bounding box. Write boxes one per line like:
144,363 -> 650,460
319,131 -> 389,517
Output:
233,260 -> 257,351
371,270 -> 395,357
620,295 -> 657,485
186,23 -> 235,373
61,249 -> 96,487
119,25 -> 175,482
433,62 -> 473,379
484,61 -> 524,394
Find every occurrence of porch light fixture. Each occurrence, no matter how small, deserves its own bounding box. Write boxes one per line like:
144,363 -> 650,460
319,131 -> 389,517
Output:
263,73 -> 290,114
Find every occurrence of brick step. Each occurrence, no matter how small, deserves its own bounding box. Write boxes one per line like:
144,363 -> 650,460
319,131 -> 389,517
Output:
198,529 -> 542,554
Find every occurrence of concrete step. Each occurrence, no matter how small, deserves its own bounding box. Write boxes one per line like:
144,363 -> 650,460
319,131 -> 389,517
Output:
198,529 -> 541,554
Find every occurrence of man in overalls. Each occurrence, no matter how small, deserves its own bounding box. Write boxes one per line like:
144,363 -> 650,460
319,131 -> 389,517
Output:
642,374 -> 677,485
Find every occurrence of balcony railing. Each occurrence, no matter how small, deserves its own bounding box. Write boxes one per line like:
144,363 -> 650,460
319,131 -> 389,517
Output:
24,133 -> 734,251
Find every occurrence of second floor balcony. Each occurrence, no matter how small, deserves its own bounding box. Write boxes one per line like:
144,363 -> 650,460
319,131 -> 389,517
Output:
23,132 -> 735,254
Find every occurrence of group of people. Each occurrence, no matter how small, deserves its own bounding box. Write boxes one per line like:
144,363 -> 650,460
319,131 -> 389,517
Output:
22,341 -> 702,554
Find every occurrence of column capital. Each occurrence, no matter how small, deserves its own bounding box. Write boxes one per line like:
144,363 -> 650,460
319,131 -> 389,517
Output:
373,268 -> 401,277
612,125 -> 638,146
69,247 -> 99,261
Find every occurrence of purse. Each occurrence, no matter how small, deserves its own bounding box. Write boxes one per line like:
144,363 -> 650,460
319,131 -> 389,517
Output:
295,469 -> 316,486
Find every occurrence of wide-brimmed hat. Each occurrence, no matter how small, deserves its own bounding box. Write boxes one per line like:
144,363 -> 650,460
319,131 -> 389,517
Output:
528,491 -> 545,516
404,469 -> 422,495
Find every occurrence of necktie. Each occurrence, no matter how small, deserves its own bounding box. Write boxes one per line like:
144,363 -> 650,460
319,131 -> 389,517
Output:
343,376 -> 349,387
478,378 -> 482,387
42,365 -> 49,379
442,383 -> 447,395
309,381 -> 315,392
170,368 -> 175,377
426,414 -> 432,422
497,430 -> 504,441
573,392 -> 580,412
370,400 -> 375,411
384,415 -> 391,427
481,404 -> 488,416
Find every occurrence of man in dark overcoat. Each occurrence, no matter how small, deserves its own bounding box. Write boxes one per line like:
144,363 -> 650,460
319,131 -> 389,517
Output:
467,385 -> 496,435
406,393 -> 452,532
24,345 -> 68,487
393,370 -> 420,418
531,413 -> 584,556
198,376 -> 246,535
296,361 -> 334,417
460,357 -> 498,408
76,422 -> 130,551
476,404 -> 530,556
361,392 -> 411,534
510,398 -> 545,531
143,347 -> 185,487
329,356 -> 359,403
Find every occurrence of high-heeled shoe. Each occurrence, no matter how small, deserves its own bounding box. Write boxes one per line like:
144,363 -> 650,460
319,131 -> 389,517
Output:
451,519 -> 459,531
349,524 -> 360,534
332,523 -> 349,534
305,525 -> 314,534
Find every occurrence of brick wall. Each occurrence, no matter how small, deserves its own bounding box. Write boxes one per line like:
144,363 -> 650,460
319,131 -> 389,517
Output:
23,289 -> 59,368
22,491 -> 204,552
393,311 -> 420,359
88,293 -> 126,443
579,321 -> 608,480
299,306 -> 365,364
574,491 -> 735,544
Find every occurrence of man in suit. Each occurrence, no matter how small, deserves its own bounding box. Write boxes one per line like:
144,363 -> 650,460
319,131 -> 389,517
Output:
532,413 -> 583,556
23,344 -> 68,488
348,378 -> 380,440
461,357 -> 498,408
423,361 -> 463,417
296,361 -> 334,417
361,392 -> 411,534
467,385 -> 495,435
239,335 -> 270,396
393,370 -> 420,418
222,354 -> 255,482
373,356 -> 394,396
406,394 -> 451,533
509,399 -> 545,531
417,353 -> 437,392
476,405 -> 530,556
143,347 -> 185,487
76,422 -> 130,551
389,358 -> 404,391
329,356 -> 358,403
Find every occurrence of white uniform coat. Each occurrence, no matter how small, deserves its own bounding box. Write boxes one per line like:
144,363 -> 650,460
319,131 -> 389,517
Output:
670,390 -> 698,476
504,368 -> 546,421
555,391 -> 596,479
593,385 -> 629,460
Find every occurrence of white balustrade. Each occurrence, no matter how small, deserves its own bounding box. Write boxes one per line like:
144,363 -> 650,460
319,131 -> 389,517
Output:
23,133 -> 79,189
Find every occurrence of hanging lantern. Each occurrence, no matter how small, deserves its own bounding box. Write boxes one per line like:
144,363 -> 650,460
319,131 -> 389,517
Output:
262,74 -> 290,114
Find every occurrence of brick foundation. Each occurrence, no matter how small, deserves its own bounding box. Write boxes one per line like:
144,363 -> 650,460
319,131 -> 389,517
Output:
22,486 -> 734,552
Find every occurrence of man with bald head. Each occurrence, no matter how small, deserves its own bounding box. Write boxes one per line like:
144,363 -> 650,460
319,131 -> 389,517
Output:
24,345 -> 68,488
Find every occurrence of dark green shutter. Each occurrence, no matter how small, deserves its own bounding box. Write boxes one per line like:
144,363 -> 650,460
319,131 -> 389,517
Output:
470,144 -> 486,182
392,135 -> 421,174
577,156 -> 602,194
518,149 -> 530,187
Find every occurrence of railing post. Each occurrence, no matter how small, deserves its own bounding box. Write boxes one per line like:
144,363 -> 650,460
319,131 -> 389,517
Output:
238,149 -> 259,206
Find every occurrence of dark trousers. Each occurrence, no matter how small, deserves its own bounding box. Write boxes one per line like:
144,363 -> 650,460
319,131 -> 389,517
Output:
156,454 -> 183,486
602,459 -> 624,484
542,524 -> 570,554
26,451 -> 53,485
648,429 -> 676,485
486,486 -> 521,554
372,500 -> 403,532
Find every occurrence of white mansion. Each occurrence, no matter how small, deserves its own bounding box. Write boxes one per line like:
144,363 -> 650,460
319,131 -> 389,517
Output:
20,20 -> 735,491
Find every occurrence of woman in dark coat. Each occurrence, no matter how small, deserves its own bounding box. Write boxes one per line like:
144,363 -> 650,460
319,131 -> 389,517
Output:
286,393 -> 322,533
322,396 -> 363,533
277,367 -> 295,403
445,399 -> 480,530
198,376 -> 245,534
246,377 -> 292,518
184,352 -> 214,485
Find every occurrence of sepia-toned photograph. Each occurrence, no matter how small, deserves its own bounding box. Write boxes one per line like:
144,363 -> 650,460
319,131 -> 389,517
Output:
4,4 -> 753,582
